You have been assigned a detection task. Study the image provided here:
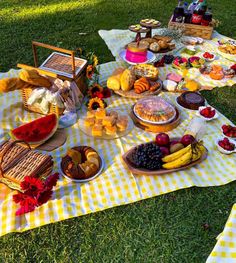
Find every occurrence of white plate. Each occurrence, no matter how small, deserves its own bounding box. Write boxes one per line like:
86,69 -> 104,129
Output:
200,52 -> 216,62
119,50 -> 155,65
196,106 -> 219,121
175,97 -> 205,111
61,156 -> 105,183
216,137 -> 236,155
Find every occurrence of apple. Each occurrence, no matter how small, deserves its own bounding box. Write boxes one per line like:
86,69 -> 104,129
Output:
170,142 -> 185,153
180,134 -> 196,146
155,133 -> 170,146
160,146 -> 170,157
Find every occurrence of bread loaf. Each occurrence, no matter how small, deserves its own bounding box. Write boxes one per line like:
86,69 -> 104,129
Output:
106,67 -> 125,91
120,69 -> 136,91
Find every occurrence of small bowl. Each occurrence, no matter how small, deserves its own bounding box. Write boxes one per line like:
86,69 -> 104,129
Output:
221,126 -> 236,140
201,52 -> 216,62
216,137 -> 236,155
197,106 -> 219,121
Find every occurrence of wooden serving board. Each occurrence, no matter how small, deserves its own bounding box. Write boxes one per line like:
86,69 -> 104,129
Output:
114,80 -> 162,99
130,107 -> 181,133
122,144 -> 208,176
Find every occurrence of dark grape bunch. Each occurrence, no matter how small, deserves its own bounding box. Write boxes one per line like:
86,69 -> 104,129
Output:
163,55 -> 175,64
131,142 -> 163,170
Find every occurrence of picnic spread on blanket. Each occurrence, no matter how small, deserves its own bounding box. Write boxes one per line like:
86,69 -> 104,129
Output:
0,3 -> 236,261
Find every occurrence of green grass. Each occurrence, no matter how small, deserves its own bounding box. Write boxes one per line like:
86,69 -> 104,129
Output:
0,0 -> 236,262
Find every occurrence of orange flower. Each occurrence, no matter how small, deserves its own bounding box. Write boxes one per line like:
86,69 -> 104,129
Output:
86,65 -> 94,79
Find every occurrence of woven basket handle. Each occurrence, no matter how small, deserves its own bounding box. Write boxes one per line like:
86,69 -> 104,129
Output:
32,41 -> 76,79
0,140 -> 31,178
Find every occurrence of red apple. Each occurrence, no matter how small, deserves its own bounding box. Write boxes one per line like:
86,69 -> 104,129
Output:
180,134 -> 196,146
155,133 -> 170,146
160,146 -> 170,157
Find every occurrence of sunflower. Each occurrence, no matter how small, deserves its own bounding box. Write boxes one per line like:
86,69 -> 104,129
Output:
88,83 -> 103,97
86,65 -> 94,79
87,97 -> 106,111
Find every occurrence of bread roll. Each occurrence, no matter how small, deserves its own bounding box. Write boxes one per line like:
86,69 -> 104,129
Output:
0,77 -> 34,93
120,69 -> 136,91
19,70 -> 51,88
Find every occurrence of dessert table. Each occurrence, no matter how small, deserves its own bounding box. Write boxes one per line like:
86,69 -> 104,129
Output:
0,61 -> 236,239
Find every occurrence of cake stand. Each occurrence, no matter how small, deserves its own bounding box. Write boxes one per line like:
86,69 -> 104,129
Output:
128,25 -> 150,42
139,19 -> 162,38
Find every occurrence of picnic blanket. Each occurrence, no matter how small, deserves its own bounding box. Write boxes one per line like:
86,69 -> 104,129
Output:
207,204 -> 236,263
0,61 -> 236,238
98,29 -> 236,88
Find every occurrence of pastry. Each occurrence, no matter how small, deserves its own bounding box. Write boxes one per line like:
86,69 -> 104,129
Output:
153,35 -> 172,43
104,125 -> 117,135
116,117 -> 128,131
149,42 -> 161,52
120,69 -> 136,91
109,111 -> 119,119
134,97 -> 176,124
177,91 -> 205,110
149,82 -> 161,92
84,117 -> 95,127
209,71 -> 224,80
125,42 -> 148,63
141,38 -> 156,44
199,65 -> 212,75
19,70 -> 51,88
168,43 -> 176,50
102,116 -> 116,127
107,67 -> 125,91
134,77 -> 150,94
132,64 -> 159,80
92,125 -> 103,136
95,108 -> 106,119
61,146 -> 101,180
158,40 -> 169,49
140,40 -> 150,48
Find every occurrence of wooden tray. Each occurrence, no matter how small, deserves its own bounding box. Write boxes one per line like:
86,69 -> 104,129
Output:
122,142 -> 208,176
130,107 -> 181,133
114,80 -> 162,99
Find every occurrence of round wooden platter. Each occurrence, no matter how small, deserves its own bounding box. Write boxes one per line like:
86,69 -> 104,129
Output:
139,20 -> 162,29
114,80 -> 163,99
122,141 -> 208,176
128,25 -> 150,34
130,106 -> 181,133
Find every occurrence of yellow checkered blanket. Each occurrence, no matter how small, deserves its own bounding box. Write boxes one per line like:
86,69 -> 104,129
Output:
0,62 -> 235,238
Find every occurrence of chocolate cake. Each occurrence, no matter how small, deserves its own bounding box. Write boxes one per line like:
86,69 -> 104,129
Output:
177,91 -> 205,110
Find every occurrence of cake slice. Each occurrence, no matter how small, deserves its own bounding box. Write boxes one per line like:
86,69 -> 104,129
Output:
102,116 -> 116,127
104,125 -> 117,136
109,111 -> 119,120
92,125 -> 103,137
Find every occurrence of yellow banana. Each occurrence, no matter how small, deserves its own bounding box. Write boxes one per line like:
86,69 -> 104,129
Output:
191,144 -> 202,162
162,149 -> 193,169
162,144 -> 192,163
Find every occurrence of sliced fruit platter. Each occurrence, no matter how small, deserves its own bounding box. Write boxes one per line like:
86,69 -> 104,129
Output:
122,133 -> 208,175
217,40 -> 236,61
107,64 -> 162,99
172,56 -> 205,70
199,64 -> 235,80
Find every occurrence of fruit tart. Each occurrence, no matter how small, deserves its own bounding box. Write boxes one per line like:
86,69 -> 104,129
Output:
61,146 -> 102,180
188,56 -> 205,68
172,57 -> 189,70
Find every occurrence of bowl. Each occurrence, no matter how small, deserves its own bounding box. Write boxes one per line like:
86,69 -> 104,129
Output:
197,106 -> 219,121
221,126 -> 236,140
201,52 -> 216,62
216,137 -> 236,155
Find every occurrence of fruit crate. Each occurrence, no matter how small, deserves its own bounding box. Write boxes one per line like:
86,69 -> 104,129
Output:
168,16 -> 213,40
17,41 -> 88,116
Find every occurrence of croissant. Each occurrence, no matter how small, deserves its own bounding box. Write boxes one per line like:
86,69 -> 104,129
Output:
134,77 -> 150,94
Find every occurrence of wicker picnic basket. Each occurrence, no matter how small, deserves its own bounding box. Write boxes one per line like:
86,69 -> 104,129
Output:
18,41 -> 88,116
168,16 -> 213,40
0,140 -> 53,191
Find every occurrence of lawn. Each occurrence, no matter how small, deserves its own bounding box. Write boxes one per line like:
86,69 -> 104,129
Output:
0,0 -> 236,262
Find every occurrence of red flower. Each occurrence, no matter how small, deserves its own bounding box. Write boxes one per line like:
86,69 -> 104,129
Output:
102,88 -> 111,98
44,173 -> 59,190
20,176 -> 44,196
231,64 -> 236,73
94,91 -> 104,99
16,204 -> 36,216
13,193 -> 37,216
37,190 -> 53,206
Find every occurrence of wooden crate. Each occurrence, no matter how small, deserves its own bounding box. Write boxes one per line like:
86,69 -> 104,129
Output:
168,17 -> 213,40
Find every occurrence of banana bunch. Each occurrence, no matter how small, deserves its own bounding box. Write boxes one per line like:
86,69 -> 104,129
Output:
162,142 -> 205,169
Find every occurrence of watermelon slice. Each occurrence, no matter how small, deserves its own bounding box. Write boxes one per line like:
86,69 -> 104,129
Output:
11,114 -> 58,145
